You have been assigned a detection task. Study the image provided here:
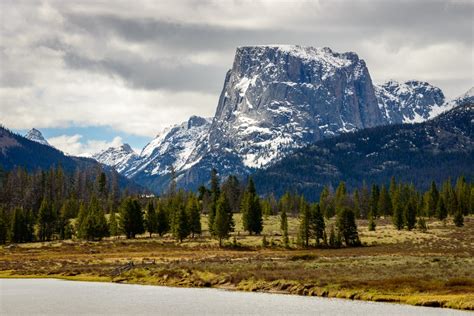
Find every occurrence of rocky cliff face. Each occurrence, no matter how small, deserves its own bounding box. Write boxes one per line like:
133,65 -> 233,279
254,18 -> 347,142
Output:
208,45 -> 384,168
24,128 -> 50,146
122,116 -> 211,179
92,144 -> 138,174
374,80 -> 446,123
93,46 -> 469,193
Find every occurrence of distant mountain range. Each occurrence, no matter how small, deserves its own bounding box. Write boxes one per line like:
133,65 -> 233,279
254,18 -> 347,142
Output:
0,126 -> 142,192
93,45 -> 470,193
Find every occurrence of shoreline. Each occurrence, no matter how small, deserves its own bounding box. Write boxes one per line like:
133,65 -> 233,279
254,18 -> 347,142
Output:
1,272 -> 473,311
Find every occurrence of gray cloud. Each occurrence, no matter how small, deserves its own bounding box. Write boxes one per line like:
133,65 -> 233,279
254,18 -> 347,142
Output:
0,0 -> 472,138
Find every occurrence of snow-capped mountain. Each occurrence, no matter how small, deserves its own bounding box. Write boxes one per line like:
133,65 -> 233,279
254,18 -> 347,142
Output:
24,128 -> 50,146
207,45 -> 384,169
95,116 -> 212,182
374,80 -> 447,123
92,45 -> 471,193
92,143 -> 139,174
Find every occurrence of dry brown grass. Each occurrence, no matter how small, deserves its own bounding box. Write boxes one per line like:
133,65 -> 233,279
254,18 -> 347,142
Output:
1,215 -> 473,310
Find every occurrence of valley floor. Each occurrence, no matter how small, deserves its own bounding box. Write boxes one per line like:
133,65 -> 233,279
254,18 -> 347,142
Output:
1,215 -> 473,311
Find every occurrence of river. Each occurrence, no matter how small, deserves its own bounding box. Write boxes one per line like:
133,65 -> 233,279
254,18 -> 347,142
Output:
0,279 -> 469,315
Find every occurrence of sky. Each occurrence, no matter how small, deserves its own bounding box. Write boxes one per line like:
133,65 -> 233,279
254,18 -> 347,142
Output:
1,0 -> 473,156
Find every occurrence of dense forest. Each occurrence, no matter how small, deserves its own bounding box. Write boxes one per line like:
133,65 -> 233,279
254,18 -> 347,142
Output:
0,165 -> 472,247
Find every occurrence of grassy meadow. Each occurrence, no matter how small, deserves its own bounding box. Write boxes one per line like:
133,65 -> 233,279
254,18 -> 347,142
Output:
1,214 -> 473,310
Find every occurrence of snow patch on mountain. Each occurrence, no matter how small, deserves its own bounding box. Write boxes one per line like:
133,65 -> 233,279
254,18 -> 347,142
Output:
374,80 -> 446,124
24,128 -> 50,146
92,143 -> 138,174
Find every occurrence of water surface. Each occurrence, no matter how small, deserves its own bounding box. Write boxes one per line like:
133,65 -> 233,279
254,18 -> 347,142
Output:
0,279 -> 468,315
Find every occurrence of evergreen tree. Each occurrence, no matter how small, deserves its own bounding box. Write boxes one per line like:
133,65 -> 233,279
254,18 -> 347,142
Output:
368,212 -> 376,231
334,181 -> 347,215
353,189 -> 361,219
11,208 -> 28,243
241,177 -> 263,235
280,207 -> 289,247
336,208 -> 360,247
38,198 -> 56,241
436,197 -> 448,221
392,191 -> 404,230
298,197 -> 311,247
221,175 -> 241,213
58,204 -> 73,240
328,225 -> 337,248
377,185 -> 392,217
370,184 -> 380,218
319,186 -> 334,218
156,202 -> 170,237
119,198 -> 144,239
172,206 -> 189,242
311,203 -> 325,246
145,201 -> 157,237
187,195 -> 202,238
208,169 -> 220,235
424,181 -> 439,217
453,210 -> 464,227
109,211 -> 119,237
213,192 -> 232,246
81,197 -> 109,240
0,208 -> 9,244
404,198 -> 417,230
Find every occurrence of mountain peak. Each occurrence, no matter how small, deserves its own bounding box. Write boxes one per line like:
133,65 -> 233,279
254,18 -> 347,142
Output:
25,128 -> 50,146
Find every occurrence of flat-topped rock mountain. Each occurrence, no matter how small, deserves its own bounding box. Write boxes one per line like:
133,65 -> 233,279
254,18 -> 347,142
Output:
93,45 -> 468,193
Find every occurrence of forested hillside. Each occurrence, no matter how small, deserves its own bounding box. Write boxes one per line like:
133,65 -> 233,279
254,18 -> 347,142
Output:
254,104 -> 473,200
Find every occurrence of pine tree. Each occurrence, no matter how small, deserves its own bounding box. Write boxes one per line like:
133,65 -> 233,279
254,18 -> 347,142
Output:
424,181 -> 439,217
221,175 -> 241,213
119,198 -> 144,239
404,198 -> 417,231
11,208 -> 28,243
109,211 -> 119,237
208,169 -> 220,235
38,198 -> 56,241
360,182 -> 371,219
368,212 -> 376,231
370,184 -> 380,218
334,181 -> 347,215
436,197 -> 448,221
328,225 -> 337,248
280,207 -> 289,247
0,208 -> 9,244
298,197 -> 311,247
392,191 -> 404,230
336,208 -> 360,247
311,203 -> 325,246
319,186 -> 334,218
187,195 -> 202,238
241,177 -> 263,235
213,192 -> 232,246
172,206 -> 189,242
145,201 -> 157,237
82,197 -> 109,241
377,185 -> 392,217
156,202 -> 169,237
453,210 -> 464,227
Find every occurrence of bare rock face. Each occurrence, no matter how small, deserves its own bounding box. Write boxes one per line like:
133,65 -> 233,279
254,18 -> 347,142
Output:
93,46 -> 468,194
208,45 -> 384,168
374,80 -> 446,124
92,144 -> 138,174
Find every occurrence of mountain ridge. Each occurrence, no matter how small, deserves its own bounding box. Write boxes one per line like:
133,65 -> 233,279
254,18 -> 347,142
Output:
93,45 -> 469,193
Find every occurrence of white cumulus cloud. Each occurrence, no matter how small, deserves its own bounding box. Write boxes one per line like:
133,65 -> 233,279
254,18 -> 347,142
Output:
48,134 -> 123,157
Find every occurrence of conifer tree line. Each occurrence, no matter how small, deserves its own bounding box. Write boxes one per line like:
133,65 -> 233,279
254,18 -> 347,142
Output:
0,163 -> 471,246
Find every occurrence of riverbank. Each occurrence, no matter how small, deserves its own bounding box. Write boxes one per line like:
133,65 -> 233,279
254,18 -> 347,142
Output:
4,279 -> 467,316
1,216 -> 473,310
